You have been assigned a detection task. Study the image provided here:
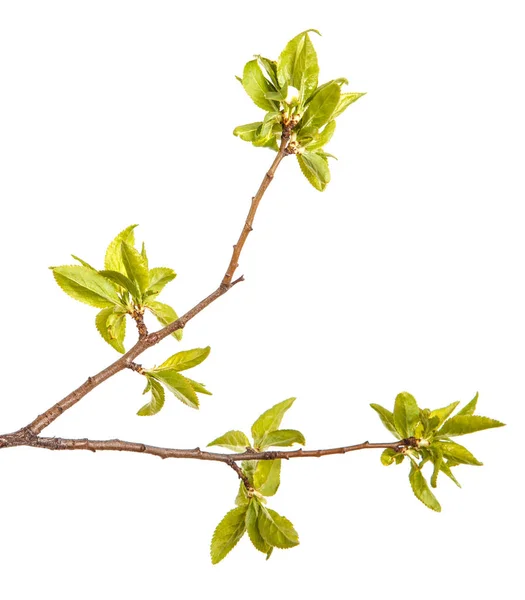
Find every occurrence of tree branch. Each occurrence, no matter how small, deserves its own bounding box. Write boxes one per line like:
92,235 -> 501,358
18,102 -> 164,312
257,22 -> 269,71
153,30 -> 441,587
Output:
0,431 -> 418,489
13,128 -> 291,438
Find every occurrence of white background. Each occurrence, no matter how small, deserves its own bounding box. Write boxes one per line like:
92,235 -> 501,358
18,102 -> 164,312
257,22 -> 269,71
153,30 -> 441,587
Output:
1,1 -> 524,597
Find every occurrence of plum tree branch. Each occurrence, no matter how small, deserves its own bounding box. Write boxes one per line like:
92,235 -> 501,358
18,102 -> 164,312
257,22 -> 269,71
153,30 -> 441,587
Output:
8,126 -> 292,439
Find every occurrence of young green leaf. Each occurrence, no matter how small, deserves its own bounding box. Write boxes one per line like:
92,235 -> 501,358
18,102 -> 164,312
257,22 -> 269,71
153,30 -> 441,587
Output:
251,398 -> 296,448
297,150 -> 331,191
95,307 -> 127,353
104,224 -> 137,274
184,377 -> 212,396
99,269 -> 141,301
158,347 -> 211,372
233,122 -> 263,142
429,401 -> 460,428
393,392 -> 420,438
331,92 -> 366,119
260,429 -> 305,448
210,506 -> 248,565
242,60 -> 278,112
440,461 -> 461,488
438,441 -> 483,466
121,241 -> 149,296
299,82 -> 340,131
147,267 -> 176,297
71,255 -> 96,270
246,499 -> 273,555
145,301 -> 183,340
148,369 -> 200,409
207,430 -> 251,452
439,415 -> 505,437
380,448 -> 397,466
137,378 -> 166,416
277,30 -> 320,103
430,446 -> 443,488
53,265 -> 122,308
370,403 -> 400,438
257,506 -> 299,549
303,120 -> 336,151
235,482 -> 250,507
409,466 -> 441,512
455,392 -> 479,416
253,459 -> 281,496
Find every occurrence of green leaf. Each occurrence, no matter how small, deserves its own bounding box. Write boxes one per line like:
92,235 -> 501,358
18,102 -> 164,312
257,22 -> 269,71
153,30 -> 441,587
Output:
440,461 -> 461,488
303,120 -> 336,151
256,55 -> 280,90
253,460 -> 281,496
241,460 -> 257,486
409,466 -> 441,512
158,346 -> 211,372
251,398 -> 296,448
147,267 -> 176,297
331,92 -> 366,119
121,241 -> 149,296
242,60 -> 278,112
71,254 -> 96,270
260,429 -> 305,448
99,269 -> 141,300
299,82 -> 340,131
370,404 -> 400,439
185,377 -> 212,396
439,415 -> 505,437
233,122 -> 263,142
306,78 -> 348,104
246,499 -> 273,554
439,441 -> 483,466
380,448 -> 397,466
207,430 -> 251,453
53,265 -> 122,308
257,506 -> 299,549
104,224 -> 137,274
297,150 -> 331,191
393,392 -> 420,438
235,482 -> 250,507
456,392 -> 479,416
277,30 -> 320,103
137,378 -> 165,416
146,301 -> 183,341
430,446 -> 443,488
95,307 -> 127,353
210,506 -> 247,564
148,369 -> 200,409
429,401 -> 460,428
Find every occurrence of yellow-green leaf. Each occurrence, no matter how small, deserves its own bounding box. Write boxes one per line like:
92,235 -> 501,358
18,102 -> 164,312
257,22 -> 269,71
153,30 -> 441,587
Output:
253,459 -> 281,496
242,60 -> 278,112
297,151 -> 331,191
331,92 -> 366,119
246,499 -> 273,554
53,265 -> 121,308
148,369 -> 199,409
393,392 -> 419,438
146,300 -> 183,340
299,82 -> 340,131
208,430 -> 251,453
429,401 -> 460,428
439,415 -> 505,437
147,267 -> 176,297
251,398 -> 296,448
370,403 -> 400,439
277,30 -> 320,103
159,347 -> 210,372
210,506 -> 248,565
233,122 -> 263,142
137,378 -> 165,416
104,224 -> 137,274
456,392 -> 479,416
121,241 -> 149,295
260,429 -> 305,448
409,466 -> 441,512
439,441 -> 483,466
95,307 -> 127,353
257,506 -> 299,549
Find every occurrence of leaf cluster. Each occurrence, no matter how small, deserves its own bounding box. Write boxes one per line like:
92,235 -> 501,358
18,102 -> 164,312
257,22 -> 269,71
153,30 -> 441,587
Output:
234,30 -> 365,191
371,392 -> 505,511
208,399 -> 305,563
51,225 -> 182,353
